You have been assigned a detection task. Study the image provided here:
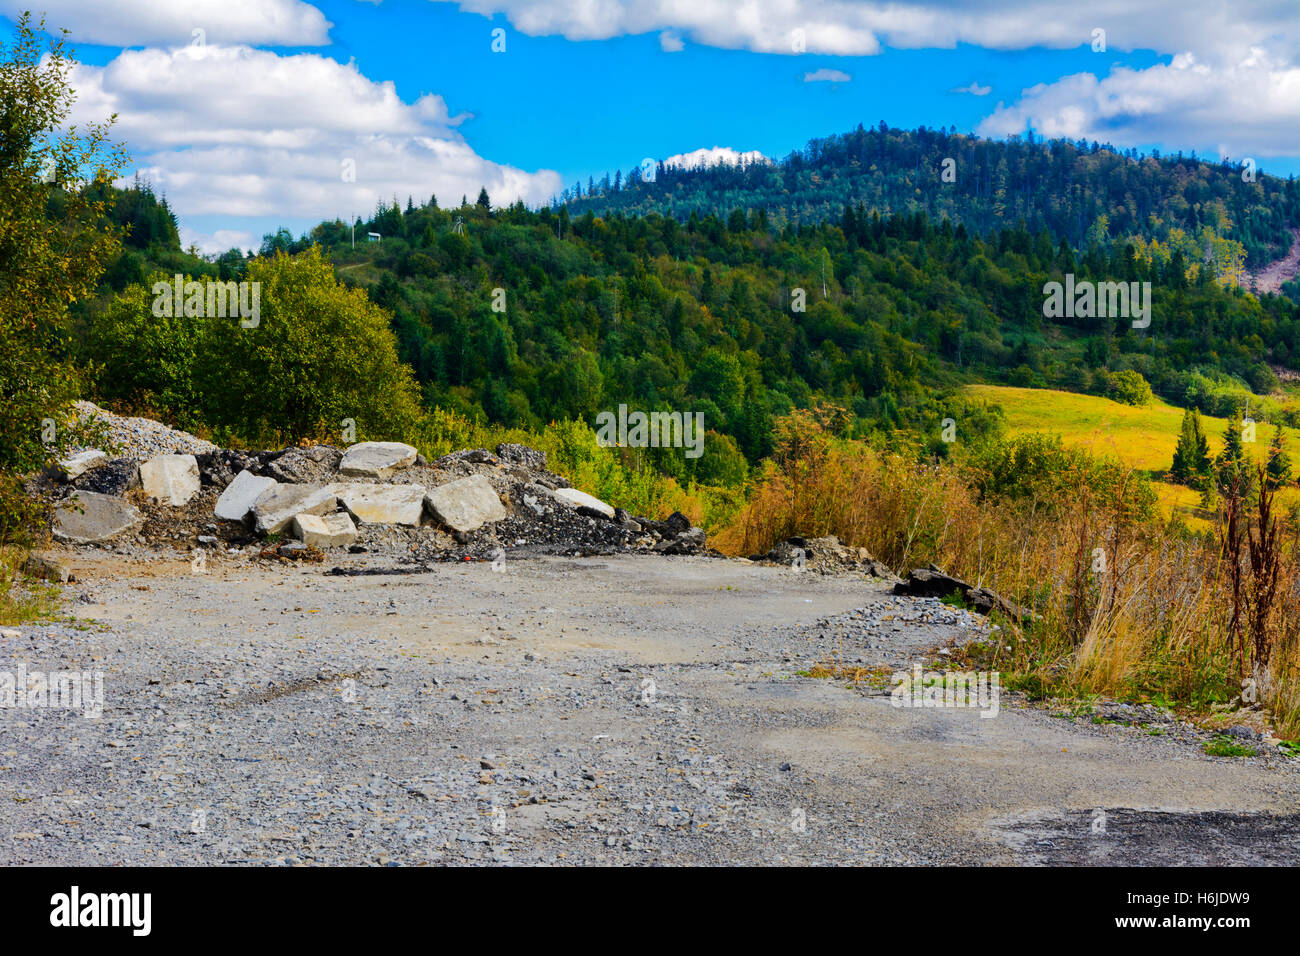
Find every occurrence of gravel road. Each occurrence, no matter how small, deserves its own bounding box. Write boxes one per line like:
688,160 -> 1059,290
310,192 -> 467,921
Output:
3,550 -> 1298,865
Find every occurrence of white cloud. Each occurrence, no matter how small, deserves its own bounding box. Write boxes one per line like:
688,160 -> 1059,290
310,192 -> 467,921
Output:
659,31 -> 684,52
978,50 -> 1300,158
804,68 -> 851,83
433,1 -> 1300,63
662,146 -> 769,170
442,0 -> 880,54
67,45 -> 563,225
2,0 -> 332,46
951,81 -> 991,96
180,227 -> 258,256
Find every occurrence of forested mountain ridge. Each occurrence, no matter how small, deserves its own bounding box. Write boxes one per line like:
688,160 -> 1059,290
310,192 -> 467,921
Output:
560,122 -> 1300,272
79,164 -> 1300,476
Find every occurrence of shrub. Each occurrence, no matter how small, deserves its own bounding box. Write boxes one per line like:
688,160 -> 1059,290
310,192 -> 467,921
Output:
86,247 -> 426,446
1108,369 -> 1153,406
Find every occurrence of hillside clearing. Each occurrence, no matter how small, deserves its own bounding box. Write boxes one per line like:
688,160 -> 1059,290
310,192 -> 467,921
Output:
963,384 -> 1300,527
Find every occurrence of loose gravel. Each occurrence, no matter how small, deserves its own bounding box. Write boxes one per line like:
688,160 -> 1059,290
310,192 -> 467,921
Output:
3,551 -> 1298,866
68,401 -> 216,458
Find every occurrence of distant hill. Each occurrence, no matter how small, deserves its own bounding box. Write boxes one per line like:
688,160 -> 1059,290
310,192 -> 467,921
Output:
72,128 -> 1300,469
561,122 -> 1300,271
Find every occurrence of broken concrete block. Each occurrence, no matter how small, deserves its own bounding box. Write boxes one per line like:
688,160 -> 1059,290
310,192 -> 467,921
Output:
291,512 -> 358,548
251,484 -> 337,535
53,492 -> 144,544
57,449 -> 107,480
338,441 -> 418,479
550,486 -> 614,518
424,474 -> 506,532
140,454 -> 201,506
214,469 -> 277,522
332,483 -> 426,526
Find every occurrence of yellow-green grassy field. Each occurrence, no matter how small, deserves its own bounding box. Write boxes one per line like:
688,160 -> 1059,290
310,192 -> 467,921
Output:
963,385 -> 1300,527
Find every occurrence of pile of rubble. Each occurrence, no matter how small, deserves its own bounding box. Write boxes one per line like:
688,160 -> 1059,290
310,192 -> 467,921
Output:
748,535 -> 899,580
34,436 -> 711,563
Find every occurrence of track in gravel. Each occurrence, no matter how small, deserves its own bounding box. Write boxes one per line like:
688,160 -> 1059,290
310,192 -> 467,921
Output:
2,550 -> 1298,866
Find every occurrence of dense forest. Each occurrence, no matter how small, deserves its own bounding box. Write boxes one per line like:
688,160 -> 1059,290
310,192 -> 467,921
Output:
561,123 -> 1300,272
78,148 -> 1300,476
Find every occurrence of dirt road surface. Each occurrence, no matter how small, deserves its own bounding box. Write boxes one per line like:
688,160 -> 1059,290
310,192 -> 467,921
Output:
3,551 -> 1298,865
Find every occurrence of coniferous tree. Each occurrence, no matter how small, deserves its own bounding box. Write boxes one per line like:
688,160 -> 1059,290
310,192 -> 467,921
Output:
1170,407 -> 1211,486
1215,412 -> 1256,498
1266,427 -> 1292,488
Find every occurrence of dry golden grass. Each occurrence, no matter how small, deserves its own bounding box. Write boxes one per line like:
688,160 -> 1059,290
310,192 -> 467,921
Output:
716,408 -> 1300,739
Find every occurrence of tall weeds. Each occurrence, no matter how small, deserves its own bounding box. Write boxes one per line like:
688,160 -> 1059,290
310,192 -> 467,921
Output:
715,409 -> 1300,738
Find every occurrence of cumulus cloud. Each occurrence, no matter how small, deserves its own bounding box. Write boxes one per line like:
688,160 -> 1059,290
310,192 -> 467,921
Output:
180,227 -> 259,257
1,0 -> 332,46
67,45 -> 562,223
804,68 -> 851,83
978,50 -> 1300,158
433,1 -> 1300,62
662,146 -> 769,170
951,81 -> 991,95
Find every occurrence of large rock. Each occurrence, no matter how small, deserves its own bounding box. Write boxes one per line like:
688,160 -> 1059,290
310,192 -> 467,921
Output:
424,475 -> 507,532
57,449 -> 107,480
140,454 -> 200,506
291,512 -> 358,548
251,484 -> 337,535
214,469 -> 277,522
53,492 -> 144,544
332,483 -> 426,526
550,487 -> 614,518
338,442 -> 418,479
965,587 -> 1036,624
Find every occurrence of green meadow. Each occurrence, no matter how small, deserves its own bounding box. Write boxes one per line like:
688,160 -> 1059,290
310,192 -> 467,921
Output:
963,385 -> 1300,527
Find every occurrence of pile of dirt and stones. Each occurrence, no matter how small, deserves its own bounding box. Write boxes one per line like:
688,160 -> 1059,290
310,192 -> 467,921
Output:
747,535 -> 899,581
28,413 -> 712,566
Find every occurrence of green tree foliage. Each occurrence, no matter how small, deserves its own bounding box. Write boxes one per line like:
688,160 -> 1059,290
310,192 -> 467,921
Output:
564,122 -> 1300,269
1170,407 -> 1212,486
1266,427 -> 1292,489
1214,413 -> 1256,499
0,14 -> 125,476
64,121 -> 1300,482
969,433 -> 1157,522
1108,369 -> 1153,406
86,247 -> 424,446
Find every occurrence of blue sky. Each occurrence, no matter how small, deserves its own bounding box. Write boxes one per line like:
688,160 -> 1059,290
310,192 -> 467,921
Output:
5,0 -> 1298,253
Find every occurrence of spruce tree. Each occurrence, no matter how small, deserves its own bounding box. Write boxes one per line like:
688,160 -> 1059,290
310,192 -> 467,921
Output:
1266,427 -> 1292,488
1214,413 -> 1255,498
1170,407 -> 1211,485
